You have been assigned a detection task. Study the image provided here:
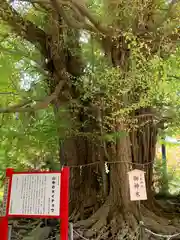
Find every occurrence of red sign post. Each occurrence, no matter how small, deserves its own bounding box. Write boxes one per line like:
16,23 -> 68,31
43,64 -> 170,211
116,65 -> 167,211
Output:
0,167 -> 69,240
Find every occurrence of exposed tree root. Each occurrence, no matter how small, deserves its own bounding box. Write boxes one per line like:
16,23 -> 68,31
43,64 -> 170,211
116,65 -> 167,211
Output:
74,201 -> 110,229
141,205 -> 180,234
144,197 -> 180,220
73,200 -> 180,239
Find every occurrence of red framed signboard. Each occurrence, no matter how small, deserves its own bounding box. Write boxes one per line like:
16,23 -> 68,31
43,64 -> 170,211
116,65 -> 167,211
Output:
0,167 -> 69,240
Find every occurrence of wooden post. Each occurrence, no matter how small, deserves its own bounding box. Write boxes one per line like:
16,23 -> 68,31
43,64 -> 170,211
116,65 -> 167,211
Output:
0,217 -> 8,240
69,222 -> 73,240
8,225 -> 12,240
161,137 -> 168,194
0,168 -> 13,240
60,167 -> 70,240
138,201 -> 144,240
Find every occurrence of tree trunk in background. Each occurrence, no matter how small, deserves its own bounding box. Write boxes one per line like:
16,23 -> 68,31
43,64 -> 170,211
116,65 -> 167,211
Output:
161,136 -> 169,194
131,109 -> 158,201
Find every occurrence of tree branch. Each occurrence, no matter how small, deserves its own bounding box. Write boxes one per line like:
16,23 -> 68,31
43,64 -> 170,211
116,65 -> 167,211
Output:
0,80 -> 64,113
168,27 -> 180,41
71,0 -> 109,34
24,0 -> 112,35
52,0 -> 110,35
51,0 -> 97,32
151,0 -> 180,32
0,0 -> 46,53
19,0 -> 51,11
0,92 -> 19,95
168,75 -> 180,80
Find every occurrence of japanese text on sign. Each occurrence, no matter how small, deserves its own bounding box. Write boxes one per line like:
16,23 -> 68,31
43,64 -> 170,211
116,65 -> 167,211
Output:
128,169 -> 147,201
9,173 -> 61,216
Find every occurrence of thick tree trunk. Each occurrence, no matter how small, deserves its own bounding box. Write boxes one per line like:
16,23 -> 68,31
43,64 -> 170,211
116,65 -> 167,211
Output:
63,136 -> 104,219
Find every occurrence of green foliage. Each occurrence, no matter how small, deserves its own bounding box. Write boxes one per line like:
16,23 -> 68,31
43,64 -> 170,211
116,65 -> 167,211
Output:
154,158 -> 180,195
77,43 -> 180,131
0,23 -> 71,177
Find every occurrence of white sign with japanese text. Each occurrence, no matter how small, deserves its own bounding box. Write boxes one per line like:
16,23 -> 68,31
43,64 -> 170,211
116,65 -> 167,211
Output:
128,169 -> 147,201
9,173 -> 61,216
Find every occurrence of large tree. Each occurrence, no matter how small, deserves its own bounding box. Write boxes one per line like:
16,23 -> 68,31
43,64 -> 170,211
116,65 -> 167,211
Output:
0,0 -> 179,238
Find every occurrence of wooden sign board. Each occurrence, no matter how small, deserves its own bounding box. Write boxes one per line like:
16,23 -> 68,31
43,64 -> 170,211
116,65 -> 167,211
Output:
9,173 -> 61,216
0,168 -> 69,240
128,169 -> 147,201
